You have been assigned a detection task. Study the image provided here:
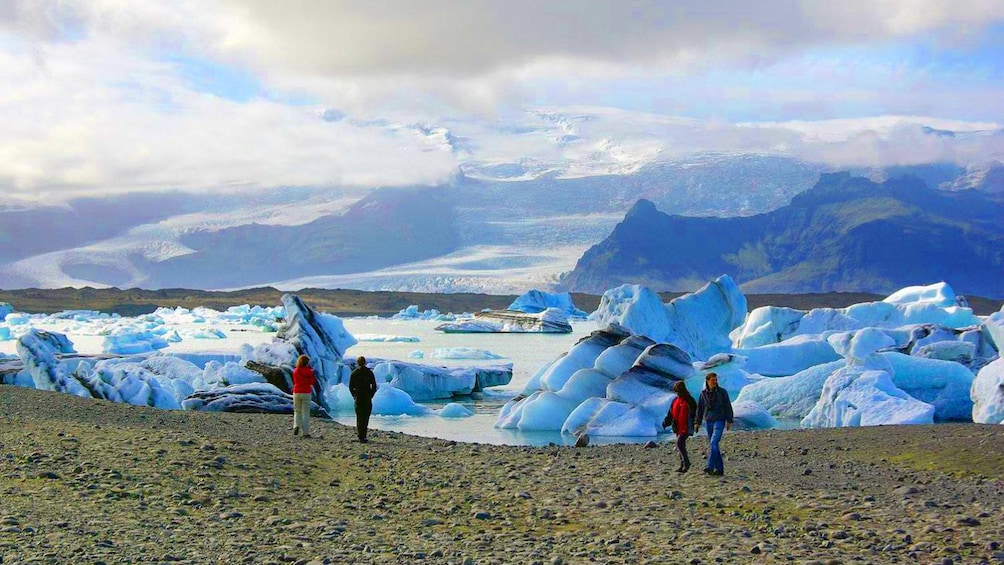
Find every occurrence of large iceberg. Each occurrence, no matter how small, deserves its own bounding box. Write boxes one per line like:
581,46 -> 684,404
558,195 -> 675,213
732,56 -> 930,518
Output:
508,290 -> 588,318
592,275 -> 746,361
0,302 -> 12,321
497,324 -> 692,436
359,359 -> 512,401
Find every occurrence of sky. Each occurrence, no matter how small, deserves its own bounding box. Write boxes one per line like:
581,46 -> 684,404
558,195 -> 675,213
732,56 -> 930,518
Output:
1,0 -> 1003,202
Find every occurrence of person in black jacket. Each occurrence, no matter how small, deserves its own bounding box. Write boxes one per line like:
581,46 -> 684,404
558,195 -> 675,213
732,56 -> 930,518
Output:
349,356 -> 378,443
693,372 -> 734,476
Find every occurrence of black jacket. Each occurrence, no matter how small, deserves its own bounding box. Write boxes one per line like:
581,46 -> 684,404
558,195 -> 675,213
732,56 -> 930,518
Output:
349,367 -> 378,402
695,386 -> 733,427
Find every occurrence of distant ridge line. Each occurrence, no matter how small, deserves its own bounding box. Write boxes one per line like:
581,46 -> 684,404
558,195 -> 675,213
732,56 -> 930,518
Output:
0,287 -> 1000,317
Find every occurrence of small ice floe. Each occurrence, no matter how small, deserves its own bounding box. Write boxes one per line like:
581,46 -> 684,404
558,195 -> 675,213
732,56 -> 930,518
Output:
438,403 -> 474,418
428,347 -> 505,360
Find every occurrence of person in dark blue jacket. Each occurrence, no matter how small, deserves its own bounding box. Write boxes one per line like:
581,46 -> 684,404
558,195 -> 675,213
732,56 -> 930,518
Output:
693,372 -> 734,476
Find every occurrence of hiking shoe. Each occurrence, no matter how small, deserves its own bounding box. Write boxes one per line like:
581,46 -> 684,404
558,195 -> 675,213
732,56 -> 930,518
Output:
293,427 -> 300,436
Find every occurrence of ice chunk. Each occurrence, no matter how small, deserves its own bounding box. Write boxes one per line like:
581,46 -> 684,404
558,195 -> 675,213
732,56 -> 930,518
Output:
730,306 -> 806,348
879,352 -> 974,422
971,358 -> 1004,424
736,360 -> 845,419
737,332 -> 840,378
984,307 -> 1004,352
376,361 -> 511,401
0,302 -> 12,321
538,324 -> 630,392
181,383 -> 327,416
428,347 -> 504,360
732,400 -> 778,430
15,329 -> 89,397
508,290 -> 588,318
102,331 -> 170,355
436,308 -> 571,333
827,328 -> 896,366
408,350 -> 424,359
438,403 -> 475,418
883,282 -> 958,307
562,398 -> 661,437
372,385 -> 432,416
593,276 -> 746,360
802,368 -> 935,427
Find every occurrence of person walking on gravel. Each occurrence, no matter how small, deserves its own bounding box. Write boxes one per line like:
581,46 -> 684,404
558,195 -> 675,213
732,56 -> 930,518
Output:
349,356 -> 378,443
292,354 -> 316,438
694,372 -> 733,477
664,380 -> 697,473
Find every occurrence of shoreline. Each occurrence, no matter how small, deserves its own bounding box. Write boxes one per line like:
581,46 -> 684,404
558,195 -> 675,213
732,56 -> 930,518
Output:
2,386 -> 1002,563
2,286 -> 1001,317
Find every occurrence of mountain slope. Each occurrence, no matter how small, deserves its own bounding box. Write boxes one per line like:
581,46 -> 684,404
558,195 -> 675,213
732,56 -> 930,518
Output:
139,186 -> 460,289
562,173 -> 1004,297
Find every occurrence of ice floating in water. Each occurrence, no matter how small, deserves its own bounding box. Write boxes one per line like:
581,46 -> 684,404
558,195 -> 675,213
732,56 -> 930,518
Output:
355,334 -> 421,342
436,308 -> 571,333
0,302 -> 12,321
102,331 -> 170,355
438,403 -> 474,418
180,327 -> 227,340
372,385 -> 432,416
508,290 -> 588,318
408,350 -> 424,359
592,276 -> 746,360
391,305 -> 459,321
428,347 -> 504,360
732,400 -> 778,430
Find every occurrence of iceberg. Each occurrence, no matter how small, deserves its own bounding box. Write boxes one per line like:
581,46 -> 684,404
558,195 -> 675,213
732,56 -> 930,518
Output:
880,352 -> 974,422
428,347 -> 505,360
801,369 -> 935,428
435,308 -> 572,333
371,385 -> 433,416
984,307 -> 1004,352
181,383 -> 328,416
971,359 -> 1004,424
102,331 -> 170,355
732,400 -> 778,430
508,290 -> 588,318
735,360 -> 845,419
371,360 -> 512,401
498,324 -> 695,436
0,302 -> 12,321
439,403 -> 474,418
883,282 -> 959,307
15,329 -> 90,398
735,334 -> 841,377
592,275 -> 746,360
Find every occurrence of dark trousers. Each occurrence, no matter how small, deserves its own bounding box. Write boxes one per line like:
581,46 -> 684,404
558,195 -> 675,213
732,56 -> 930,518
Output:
355,399 -> 372,440
676,433 -> 691,469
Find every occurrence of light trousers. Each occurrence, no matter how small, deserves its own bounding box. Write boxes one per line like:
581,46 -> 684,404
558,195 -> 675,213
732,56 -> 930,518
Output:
292,393 -> 312,436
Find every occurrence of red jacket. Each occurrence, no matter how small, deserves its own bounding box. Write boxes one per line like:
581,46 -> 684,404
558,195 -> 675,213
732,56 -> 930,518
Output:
670,396 -> 692,435
292,366 -> 316,394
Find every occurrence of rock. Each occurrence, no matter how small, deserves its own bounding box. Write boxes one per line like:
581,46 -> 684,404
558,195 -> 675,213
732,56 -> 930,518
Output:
643,441 -> 658,449
575,434 -> 590,448
955,517 -> 980,527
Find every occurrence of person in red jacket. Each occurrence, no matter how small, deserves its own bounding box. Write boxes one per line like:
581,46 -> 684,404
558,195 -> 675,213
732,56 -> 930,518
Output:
291,354 -> 316,438
664,380 -> 698,473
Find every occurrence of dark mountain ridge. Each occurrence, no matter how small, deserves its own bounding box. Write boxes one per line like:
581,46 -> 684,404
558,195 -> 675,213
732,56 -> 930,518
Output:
562,172 -> 1004,298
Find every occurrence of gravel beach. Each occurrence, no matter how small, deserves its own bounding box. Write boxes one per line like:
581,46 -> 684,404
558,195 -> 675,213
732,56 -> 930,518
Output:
1,386 -> 1002,564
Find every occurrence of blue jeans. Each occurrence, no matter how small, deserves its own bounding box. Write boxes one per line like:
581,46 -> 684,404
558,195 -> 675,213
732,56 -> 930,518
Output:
705,420 -> 727,473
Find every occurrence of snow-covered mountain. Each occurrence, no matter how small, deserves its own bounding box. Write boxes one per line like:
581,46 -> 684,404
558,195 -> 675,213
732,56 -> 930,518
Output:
1,107 -> 1000,294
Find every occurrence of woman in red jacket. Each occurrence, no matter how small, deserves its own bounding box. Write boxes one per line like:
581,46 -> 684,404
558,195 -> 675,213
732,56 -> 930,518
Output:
292,354 -> 316,438
665,380 -> 697,473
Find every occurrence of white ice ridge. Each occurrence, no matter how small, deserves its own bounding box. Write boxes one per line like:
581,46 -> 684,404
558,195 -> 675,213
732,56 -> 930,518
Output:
518,279 -> 998,433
